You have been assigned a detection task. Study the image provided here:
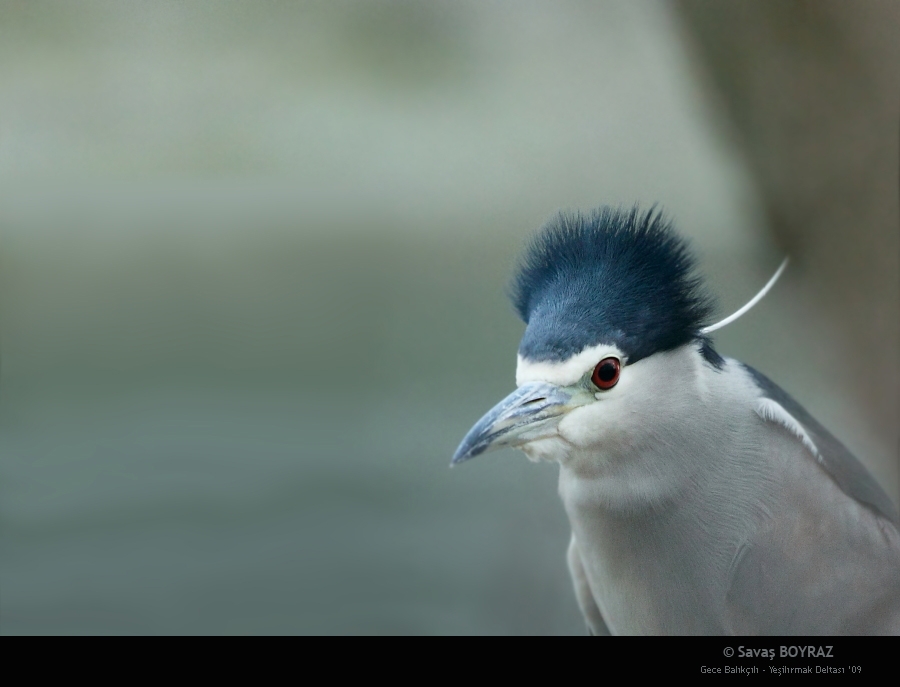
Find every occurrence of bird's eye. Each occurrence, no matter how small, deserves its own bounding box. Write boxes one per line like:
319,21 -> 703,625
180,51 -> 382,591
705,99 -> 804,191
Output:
591,357 -> 621,390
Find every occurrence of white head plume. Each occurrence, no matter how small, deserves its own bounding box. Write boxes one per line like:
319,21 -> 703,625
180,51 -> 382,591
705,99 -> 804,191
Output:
701,258 -> 789,335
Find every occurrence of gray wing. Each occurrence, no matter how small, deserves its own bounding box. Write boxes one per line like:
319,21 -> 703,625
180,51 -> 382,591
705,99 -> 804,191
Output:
724,517 -> 900,634
743,364 -> 899,525
567,535 -> 611,635
724,365 -> 900,634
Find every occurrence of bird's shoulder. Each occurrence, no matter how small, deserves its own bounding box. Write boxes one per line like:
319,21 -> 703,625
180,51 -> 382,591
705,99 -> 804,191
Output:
722,362 -> 900,633
739,363 -> 899,526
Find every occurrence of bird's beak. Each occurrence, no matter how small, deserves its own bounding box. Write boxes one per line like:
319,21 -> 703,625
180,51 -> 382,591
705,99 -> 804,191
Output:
452,381 -> 579,465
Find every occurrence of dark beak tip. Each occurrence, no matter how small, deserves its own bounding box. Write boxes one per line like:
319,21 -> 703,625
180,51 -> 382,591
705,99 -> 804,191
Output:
451,436 -> 493,466
449,446 -> 477,467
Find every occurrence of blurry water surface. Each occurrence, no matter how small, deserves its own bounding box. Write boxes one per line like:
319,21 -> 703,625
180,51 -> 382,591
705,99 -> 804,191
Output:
0,205 -> 585,634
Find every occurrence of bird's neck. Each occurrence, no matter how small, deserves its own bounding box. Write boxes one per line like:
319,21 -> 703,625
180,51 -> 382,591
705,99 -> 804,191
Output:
556,357 -> 770,633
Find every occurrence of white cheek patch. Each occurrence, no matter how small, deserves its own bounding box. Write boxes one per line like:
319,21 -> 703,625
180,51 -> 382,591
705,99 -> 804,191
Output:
516,343 -> 626,387
755,398 -> 821,461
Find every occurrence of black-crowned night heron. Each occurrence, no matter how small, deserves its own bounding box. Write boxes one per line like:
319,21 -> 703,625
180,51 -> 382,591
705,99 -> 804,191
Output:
453,206 -> 900,635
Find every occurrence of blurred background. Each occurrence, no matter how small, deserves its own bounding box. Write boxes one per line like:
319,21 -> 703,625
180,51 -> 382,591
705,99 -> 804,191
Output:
0,1 -> 896,634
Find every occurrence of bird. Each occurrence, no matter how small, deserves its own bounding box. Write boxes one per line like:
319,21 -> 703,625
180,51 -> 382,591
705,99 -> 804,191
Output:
452,206 -> 900,635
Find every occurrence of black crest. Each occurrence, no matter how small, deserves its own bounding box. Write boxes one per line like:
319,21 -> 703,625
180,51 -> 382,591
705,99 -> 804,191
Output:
511,206 -> 716,364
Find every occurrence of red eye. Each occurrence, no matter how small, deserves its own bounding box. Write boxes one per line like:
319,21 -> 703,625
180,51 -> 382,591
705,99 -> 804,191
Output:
591,357 -> 621,390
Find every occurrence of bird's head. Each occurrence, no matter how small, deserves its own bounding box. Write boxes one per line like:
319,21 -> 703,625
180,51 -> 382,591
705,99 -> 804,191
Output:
452,206 -> 724,468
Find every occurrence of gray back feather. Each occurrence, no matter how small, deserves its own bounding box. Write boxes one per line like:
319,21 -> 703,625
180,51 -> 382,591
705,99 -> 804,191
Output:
744,364 -> 899,525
